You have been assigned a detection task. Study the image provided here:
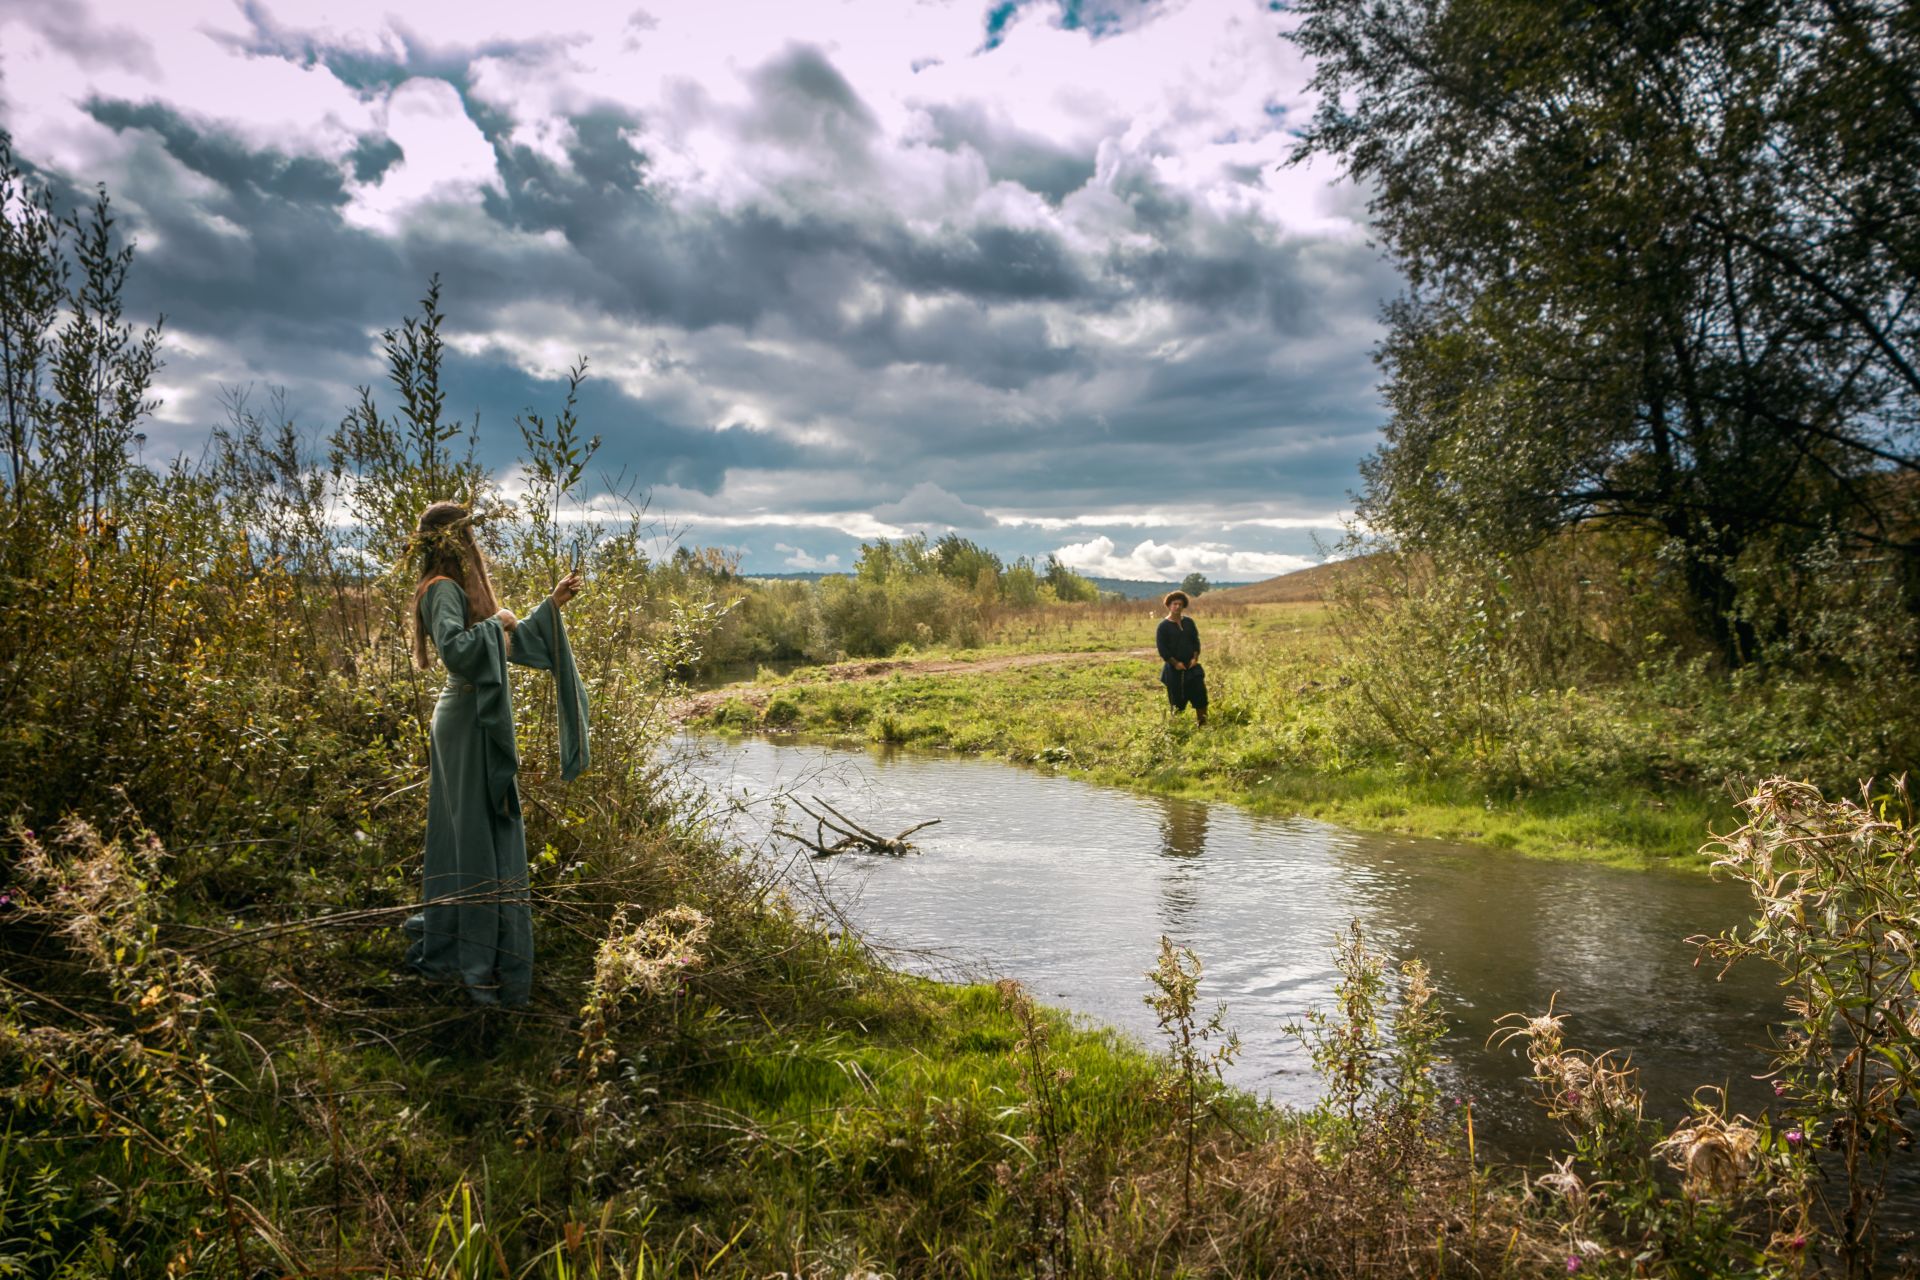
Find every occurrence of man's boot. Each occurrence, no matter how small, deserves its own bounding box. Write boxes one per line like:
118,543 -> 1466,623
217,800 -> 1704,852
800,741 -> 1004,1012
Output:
1195,706 -> 1208,728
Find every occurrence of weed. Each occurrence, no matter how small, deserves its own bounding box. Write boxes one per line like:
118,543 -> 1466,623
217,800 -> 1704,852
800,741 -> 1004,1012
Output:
1143,935 -> 1241,1221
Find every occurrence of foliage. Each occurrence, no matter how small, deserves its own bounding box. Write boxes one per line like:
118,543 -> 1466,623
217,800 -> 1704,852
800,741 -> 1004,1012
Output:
1044,553 -> 1100,603
2,820 -> 270,1276
1698,777 -> 1920,1276
995,979 -> 1078,1274
329,275 -> 486,564
1289,923 -> 1447,1163
1143,936 -> 1240,1219
1473,778 -> 1920,1274
0,132 -> 163,576
512,357 -> 602,583
1494,1003 -> 1805,1275
1290,0 -> 1920,661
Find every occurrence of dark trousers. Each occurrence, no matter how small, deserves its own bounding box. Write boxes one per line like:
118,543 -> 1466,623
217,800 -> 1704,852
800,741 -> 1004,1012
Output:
1161,662 -> 1208,712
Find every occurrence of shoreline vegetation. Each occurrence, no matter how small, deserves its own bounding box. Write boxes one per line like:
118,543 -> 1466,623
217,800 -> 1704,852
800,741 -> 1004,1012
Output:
686,599 -> 1726,872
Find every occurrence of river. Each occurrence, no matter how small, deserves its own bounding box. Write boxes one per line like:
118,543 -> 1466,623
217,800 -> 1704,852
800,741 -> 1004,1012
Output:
678,733 -> 1783,1161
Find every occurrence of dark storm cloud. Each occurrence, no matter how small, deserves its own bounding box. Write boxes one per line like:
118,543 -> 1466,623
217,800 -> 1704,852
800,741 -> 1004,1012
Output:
745,44 -> 877,164
2,3 -> 1393,571
347,134 -> 404,182
227,1 -> 568,100
840,297 -> 1085,388
480,118 -> 1090,331
87,98 -> 349,205
440,351 -> 810,495
874,221 -> 1089,302
918,102 -> 1095,202
80,104 -> 402,356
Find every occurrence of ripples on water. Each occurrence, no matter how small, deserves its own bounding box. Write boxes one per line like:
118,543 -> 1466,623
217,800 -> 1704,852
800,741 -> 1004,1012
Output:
678,733 -> 1782,1160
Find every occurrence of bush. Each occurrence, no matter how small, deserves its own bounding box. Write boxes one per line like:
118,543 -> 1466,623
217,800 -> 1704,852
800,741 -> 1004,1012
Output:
709,696 -> 757,730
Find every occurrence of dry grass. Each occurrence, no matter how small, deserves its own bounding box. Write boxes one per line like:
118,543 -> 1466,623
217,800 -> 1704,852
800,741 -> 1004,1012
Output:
1207,557 -> 1376,605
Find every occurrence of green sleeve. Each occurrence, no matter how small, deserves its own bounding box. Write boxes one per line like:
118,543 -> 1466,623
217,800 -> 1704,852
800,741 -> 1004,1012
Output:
424,580 -> 504,680
506,597 -> 591,783
424,580 -> 523,817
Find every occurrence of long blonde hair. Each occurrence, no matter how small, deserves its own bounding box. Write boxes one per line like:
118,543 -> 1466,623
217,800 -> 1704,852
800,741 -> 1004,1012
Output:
410,501 -> 503,670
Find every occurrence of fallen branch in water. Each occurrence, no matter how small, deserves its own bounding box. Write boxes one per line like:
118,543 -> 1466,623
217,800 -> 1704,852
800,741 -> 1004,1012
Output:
774,795 -> 940,858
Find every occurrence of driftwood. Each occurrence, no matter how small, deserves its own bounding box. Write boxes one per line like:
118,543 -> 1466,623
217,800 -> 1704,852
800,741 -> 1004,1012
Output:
774,795 -> 940,858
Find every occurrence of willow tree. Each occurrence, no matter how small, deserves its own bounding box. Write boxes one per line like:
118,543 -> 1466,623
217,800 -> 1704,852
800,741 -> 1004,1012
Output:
1291,0 -> 1920,659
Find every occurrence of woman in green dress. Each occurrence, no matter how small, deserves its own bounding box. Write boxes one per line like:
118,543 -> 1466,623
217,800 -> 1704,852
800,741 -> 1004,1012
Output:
403,501 -> 589,1007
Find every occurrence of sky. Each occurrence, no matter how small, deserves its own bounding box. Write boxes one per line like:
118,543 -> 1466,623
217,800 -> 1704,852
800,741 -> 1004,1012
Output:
0,0 -> 1393,580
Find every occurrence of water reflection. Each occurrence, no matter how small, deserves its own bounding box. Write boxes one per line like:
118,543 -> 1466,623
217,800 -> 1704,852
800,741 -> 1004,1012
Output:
1151,794 -> 1210,935
679,734 -> 1784,1160
1330,837 -> 1780,1143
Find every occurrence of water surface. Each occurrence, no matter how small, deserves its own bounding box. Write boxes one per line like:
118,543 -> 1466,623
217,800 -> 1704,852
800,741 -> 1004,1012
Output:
679,734 -> 1782,1159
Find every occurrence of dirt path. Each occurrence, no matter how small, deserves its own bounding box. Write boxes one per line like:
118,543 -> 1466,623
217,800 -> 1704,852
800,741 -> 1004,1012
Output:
676,647 -> 1156,722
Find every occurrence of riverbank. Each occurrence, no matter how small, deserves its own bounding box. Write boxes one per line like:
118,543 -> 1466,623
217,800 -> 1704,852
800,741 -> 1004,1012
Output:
689,602 -> 1726,870
9,796 -> 1519,1276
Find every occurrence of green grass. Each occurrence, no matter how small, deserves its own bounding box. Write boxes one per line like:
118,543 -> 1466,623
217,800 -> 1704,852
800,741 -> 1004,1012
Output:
4,940 -> 1284,1277
696,604 -> 1728,870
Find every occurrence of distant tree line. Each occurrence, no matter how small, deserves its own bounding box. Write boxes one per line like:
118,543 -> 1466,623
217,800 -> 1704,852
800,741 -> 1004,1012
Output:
850,532 -> 1099,605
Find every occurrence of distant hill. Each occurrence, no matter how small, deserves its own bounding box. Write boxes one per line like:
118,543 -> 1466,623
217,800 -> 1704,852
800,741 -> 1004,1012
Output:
740,570 -> 1255,600
1086,576 -> 1254,600
1207,558 -> 1365,604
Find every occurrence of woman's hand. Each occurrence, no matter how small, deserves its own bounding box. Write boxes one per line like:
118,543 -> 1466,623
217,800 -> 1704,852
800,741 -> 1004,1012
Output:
495,607 -> 520,631
551,569 -> 583,606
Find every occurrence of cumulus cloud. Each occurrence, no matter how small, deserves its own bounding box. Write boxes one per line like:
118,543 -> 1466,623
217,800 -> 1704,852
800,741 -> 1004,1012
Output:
1053,535 -> 1318,581
871,481 -> 995,529
774,542 -> 842,570
0,0 -> 1394,574
342,77 -> 503,232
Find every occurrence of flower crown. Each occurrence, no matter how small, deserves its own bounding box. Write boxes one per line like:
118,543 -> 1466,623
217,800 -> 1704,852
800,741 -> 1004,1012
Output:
406,506 -> 494,564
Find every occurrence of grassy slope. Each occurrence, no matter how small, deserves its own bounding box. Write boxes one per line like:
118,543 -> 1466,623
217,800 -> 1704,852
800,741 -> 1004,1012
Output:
701,602 -> 1725,869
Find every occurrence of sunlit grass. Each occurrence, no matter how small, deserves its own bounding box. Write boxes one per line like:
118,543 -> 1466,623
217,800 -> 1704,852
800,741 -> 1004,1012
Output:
697,602 -> 1726,868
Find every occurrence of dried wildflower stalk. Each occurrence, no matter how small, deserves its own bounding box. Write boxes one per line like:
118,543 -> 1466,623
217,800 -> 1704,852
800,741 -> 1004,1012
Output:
1,819 -> 283,1274
1695,775 -> 1919,1277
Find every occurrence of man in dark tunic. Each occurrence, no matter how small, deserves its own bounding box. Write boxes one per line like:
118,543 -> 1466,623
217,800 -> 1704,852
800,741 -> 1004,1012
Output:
1155,590 -> 1208,726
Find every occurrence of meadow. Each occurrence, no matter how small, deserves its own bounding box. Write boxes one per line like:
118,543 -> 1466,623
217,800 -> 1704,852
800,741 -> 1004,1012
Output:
697,599 -> 1727,869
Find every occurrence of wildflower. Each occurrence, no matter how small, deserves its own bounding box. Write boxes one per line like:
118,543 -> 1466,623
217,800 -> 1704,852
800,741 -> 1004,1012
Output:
1566,1257 -> 1582,1275
1773,1081 -> 1787,1097
1790,1236 -> 1806,1250
1656,1112 -> 1761,1198
1535,1155 -> 1586,1210
1785,1129 -> 1804,1146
